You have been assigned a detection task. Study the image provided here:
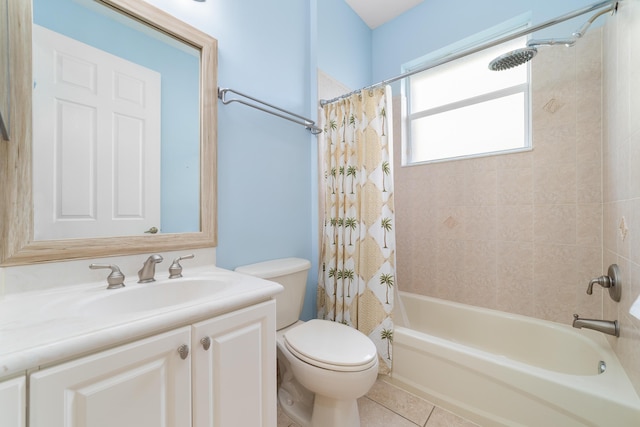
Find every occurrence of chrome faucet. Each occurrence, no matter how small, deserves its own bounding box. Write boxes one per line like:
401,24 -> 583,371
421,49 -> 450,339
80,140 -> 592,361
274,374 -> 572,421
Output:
572,314 -> 619,337
138,254 -> 163,283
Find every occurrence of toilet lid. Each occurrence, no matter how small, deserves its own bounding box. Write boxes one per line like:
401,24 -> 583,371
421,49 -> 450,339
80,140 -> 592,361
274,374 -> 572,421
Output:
283,319 -> 378,372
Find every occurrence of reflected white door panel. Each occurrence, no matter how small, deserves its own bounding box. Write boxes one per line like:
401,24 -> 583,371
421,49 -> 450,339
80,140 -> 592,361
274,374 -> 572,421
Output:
33,24 -> 161,240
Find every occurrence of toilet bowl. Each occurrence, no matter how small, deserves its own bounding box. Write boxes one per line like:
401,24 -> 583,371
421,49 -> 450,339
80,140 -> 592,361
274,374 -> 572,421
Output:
278,319 -> 378,426
235,258 -> 379,427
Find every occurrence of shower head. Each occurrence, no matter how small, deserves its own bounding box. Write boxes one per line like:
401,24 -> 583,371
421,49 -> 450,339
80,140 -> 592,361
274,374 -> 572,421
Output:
488,37 -> 575,71
488,2 -> 617,71
488,38 -> 573,71
488,47 -> 538,71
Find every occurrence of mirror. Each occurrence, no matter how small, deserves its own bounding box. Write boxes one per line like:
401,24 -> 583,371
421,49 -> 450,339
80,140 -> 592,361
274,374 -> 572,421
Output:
0,0 -> 8,141
0,0 -> 217,266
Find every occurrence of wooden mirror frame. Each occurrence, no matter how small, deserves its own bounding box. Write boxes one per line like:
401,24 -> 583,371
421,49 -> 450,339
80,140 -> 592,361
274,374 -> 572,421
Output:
0,0 -> 217,266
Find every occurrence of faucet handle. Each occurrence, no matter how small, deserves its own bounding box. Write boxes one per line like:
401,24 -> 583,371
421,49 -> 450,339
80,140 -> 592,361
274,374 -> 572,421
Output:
587,276 -> 610,294
586,264 -> 621,302
169,254 -> 195,279
90,264 -> 125,289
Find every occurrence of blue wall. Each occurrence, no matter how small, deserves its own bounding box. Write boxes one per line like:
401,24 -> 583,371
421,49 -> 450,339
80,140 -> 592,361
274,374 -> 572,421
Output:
317,0 -> 372,90
145,0 -> 318,320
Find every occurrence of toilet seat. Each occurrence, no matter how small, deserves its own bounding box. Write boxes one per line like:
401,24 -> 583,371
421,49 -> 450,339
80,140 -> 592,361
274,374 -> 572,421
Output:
283,319 -> 377,372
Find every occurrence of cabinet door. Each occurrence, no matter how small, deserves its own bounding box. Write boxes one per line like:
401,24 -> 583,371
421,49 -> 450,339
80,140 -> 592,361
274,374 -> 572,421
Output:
30,327 -> 191,427
193,300 -> 277,427
0,375 -> 26,427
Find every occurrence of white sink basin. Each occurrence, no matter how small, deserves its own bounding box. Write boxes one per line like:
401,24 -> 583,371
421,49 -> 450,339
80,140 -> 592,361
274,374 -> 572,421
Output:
72,277 -> 234,316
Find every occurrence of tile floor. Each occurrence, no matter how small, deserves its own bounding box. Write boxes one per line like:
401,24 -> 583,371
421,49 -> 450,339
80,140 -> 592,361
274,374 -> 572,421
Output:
277,376 -> 479,427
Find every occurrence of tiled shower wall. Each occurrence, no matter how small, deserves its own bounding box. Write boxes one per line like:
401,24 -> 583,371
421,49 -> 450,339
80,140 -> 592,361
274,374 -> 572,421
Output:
393,0 -> 640,394
394,28 -> 604,324
602,0 -> 640,395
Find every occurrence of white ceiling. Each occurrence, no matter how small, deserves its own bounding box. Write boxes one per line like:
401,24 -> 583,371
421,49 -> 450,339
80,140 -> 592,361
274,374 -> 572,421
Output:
345,0 -> 424,29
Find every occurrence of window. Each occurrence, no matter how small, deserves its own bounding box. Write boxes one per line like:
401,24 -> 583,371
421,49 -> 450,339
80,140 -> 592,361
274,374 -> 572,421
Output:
404,29 -> 532,164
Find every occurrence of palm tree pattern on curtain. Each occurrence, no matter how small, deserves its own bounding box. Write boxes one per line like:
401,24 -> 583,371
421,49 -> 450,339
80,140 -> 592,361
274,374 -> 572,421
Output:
317,86 -> 396,374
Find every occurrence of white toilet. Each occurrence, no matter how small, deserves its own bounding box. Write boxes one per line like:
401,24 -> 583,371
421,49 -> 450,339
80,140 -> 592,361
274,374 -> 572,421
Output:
235,258 -> 378,427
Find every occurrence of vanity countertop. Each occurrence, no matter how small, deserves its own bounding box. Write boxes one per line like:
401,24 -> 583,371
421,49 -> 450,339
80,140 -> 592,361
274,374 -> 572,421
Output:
0,266 -> 282,378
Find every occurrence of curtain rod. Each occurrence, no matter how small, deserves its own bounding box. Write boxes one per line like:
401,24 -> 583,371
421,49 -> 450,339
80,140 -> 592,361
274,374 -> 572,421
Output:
218,88 -> 323,134
320,0 -> 617,106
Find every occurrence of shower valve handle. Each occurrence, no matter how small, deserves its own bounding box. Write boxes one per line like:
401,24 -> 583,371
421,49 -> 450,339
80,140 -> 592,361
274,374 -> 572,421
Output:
586,264 -> 621,302
587,275 -> 611,294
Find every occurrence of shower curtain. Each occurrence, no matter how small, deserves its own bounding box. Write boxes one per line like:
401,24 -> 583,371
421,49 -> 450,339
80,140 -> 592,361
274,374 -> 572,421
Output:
317,86 -> 396,374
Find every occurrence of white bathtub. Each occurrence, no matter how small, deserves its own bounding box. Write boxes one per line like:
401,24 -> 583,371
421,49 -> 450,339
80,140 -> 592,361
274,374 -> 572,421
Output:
390,291 -> 640,427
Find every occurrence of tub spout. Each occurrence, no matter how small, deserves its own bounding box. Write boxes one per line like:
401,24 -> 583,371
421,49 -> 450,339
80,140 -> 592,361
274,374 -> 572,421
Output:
572,314 -> 619,337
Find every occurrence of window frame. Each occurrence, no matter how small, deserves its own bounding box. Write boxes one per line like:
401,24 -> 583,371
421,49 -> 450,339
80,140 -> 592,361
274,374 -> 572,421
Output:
402,15 -> 533,166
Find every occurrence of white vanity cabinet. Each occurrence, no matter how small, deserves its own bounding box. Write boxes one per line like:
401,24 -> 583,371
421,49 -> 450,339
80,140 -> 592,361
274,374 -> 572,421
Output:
192,300 -> 276,427
0,375 -> 26,427
29,327 -> 193,427
26,300 -> 277,427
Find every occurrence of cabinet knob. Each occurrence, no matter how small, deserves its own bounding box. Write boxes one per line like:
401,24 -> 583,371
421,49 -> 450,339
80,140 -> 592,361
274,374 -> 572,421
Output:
200,336 -> 211,351
177,344 -> 189,360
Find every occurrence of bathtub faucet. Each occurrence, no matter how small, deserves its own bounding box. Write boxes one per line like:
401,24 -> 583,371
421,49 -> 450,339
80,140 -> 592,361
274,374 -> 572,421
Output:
572,314 -> 619,337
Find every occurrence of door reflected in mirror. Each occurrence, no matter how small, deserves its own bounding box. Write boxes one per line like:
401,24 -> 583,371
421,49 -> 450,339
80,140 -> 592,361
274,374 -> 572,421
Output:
32,0 -> 201,240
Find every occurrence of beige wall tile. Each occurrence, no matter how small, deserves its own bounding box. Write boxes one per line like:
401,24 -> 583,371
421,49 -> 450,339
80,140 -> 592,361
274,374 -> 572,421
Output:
533,163 -> 577,204
628,131 -> 640,199
496,204 -> 533,242
531,125 -> 576,167
576,204 -> 602,247
465,206 -> 497,241
434,239 -> 466,300
533,204 -> 577,244
533,244 -> 580,323
495,241 -> 535,314
576,161 -> 602,203
464,169 -> 497,206
462,240 -> 497,308
497,167 -> 533,206
628,198 -> 640,265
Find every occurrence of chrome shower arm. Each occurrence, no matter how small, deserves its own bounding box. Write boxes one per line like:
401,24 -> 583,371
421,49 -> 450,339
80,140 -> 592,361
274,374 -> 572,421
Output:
488,1 -> 617,71
573,4 -> 617,38
537,3 -> 617,47
527,38 -> 577,48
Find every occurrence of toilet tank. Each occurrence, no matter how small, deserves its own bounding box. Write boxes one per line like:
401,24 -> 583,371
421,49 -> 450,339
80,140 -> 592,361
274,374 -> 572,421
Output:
235,258 -> 311,330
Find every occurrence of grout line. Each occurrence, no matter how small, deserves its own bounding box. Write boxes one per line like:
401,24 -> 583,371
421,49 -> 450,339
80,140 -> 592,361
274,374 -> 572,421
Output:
423,405 -> 435,427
